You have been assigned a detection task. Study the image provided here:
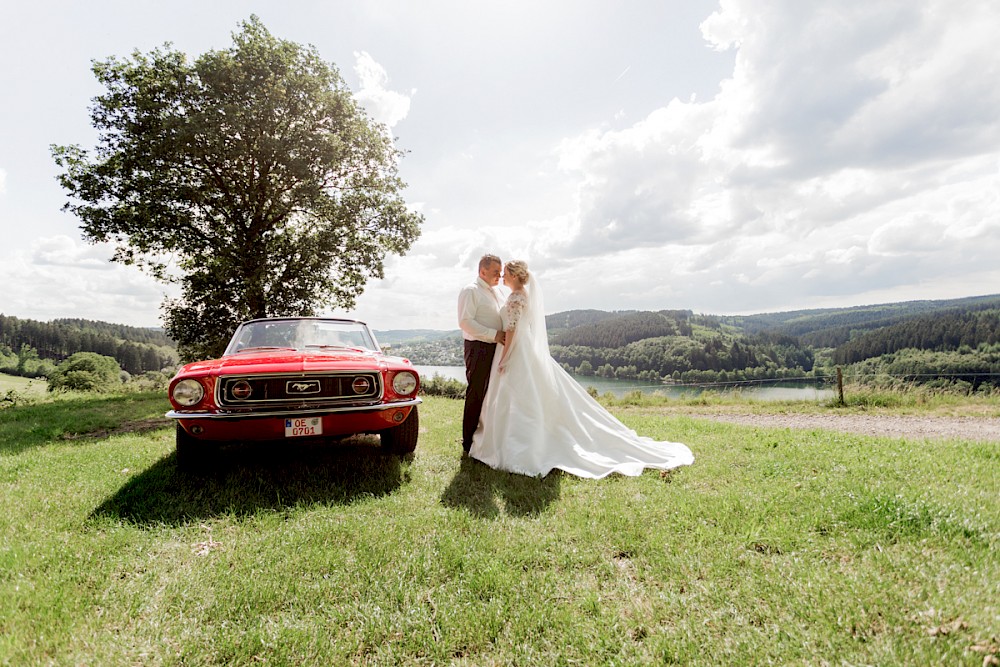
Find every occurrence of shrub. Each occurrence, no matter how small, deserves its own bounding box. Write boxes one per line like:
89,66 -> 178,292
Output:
419,373 -> 466,398
47,352 -> 123,393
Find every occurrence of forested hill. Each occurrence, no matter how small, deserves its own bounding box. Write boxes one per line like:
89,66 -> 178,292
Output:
722,293 -> 1000,346
548,310 -> 694,347
831,309 -> 1000,365
0,314 -> 177,375
511,295 -> 1000,387
50,318 -> 174,347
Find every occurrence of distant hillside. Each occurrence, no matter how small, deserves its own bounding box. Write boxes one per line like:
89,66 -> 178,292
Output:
378,330 -> 464,366
551,311 -> 690,348
380,294 -> 1000,389
9,292 -> 999,389
831,308 -> 1000,365
722,294 -> 1000,346
0,314 -> 178,376
545,310 -> 632,334
374,329 -> 460,346
50,318 -> 174,347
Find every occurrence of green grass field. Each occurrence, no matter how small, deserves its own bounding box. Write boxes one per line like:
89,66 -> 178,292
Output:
0,372 -> 47,399
0,389 -> 997,665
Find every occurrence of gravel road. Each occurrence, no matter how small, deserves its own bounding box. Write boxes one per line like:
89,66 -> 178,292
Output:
688,412 -> 1000,441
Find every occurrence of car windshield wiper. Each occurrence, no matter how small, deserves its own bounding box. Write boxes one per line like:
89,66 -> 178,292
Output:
304,344 -> 369,353
236,346 -> 298,353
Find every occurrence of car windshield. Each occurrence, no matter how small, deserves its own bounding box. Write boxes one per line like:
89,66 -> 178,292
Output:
225,319 -> 378,355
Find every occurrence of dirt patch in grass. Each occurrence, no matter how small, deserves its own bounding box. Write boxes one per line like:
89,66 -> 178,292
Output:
61,418 -> 172,441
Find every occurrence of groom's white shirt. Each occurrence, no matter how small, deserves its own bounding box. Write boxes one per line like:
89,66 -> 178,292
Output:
458,277 -> 503,343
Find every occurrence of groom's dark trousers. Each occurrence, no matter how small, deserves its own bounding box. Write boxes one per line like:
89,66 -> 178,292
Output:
462,340 -> 497,451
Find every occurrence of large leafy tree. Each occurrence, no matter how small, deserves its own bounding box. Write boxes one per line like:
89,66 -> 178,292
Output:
52,17 -> 422,361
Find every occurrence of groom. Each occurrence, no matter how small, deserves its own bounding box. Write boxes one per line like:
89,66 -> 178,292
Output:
457,253 -> 506,455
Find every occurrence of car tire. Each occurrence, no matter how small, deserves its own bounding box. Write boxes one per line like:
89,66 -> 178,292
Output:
381,406 -> 419,455
175,424 -> 216,471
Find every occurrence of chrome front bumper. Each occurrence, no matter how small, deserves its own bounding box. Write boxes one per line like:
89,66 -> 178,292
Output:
166,397 -> 421,420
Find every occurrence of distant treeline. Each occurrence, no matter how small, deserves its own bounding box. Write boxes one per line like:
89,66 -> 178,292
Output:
390,295 -> 1000,391
831,309 -> 1000,365
0,314 -> 177,376
551,330 -> 814,383
552,311 -> 692,348
727,294 -> 1000,346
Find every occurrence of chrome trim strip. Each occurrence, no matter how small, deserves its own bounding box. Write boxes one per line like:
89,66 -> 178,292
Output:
215,370 -> 384,407
166,397 -> 421,420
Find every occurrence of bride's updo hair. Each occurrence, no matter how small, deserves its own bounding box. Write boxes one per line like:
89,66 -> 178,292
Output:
505,260 -> 530,285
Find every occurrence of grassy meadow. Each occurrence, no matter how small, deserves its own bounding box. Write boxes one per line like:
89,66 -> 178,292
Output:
0,380 -> 997,665
0,373 -> 47,401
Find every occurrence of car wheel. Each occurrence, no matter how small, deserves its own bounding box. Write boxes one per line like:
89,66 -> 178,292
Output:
175,424 -> 216,471
381,406 -> 419,455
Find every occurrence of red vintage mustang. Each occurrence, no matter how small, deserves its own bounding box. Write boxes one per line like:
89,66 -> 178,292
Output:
166,317 -> 420,468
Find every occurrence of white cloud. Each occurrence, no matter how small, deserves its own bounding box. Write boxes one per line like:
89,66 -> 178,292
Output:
352,50 -> 413,128
0,168 -> 6,194
0,236 -> 174,327
31,235 -> 115,270
532,0 -> 1000,317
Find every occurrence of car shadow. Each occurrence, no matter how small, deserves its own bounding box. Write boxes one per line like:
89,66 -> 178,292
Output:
440,456 -> 561,518
91,436 -> 410,526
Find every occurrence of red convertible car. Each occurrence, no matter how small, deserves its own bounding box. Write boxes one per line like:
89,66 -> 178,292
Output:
166,317 -> 420,468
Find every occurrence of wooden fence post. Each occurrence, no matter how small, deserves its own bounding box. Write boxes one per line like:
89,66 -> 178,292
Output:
836,366 -> 845,405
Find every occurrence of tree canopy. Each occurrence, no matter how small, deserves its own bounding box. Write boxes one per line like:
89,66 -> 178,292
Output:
47,352 -> 123,393
52,16 -> 423,361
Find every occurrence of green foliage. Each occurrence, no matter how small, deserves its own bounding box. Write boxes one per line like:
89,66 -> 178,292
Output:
839,345 -> 1000,390
391,297 -> 1000,391
419,373 -> 466,398
833,309 -> 1000,365
389,333 -> 464,366
553,311 -> 680,347
544,309 -> 629,334
47,352 -> 123,393
720,294 -> 1000,351
551,330 -> 815,384
0,314 -> 176,375
52,16 -> 423,362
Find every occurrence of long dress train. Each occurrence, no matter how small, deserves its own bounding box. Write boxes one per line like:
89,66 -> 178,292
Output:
471,276 -> 694,478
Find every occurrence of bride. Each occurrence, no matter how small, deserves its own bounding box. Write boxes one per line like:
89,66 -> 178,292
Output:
470,260 -> 694,478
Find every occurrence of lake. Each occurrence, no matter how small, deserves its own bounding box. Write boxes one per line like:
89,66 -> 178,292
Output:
415,365 -> 836,401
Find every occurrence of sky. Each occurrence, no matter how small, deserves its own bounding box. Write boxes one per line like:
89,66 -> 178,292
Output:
2,0 -> 999,333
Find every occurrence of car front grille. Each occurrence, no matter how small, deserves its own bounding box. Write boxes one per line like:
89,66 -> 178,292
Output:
217,372 -> 382,408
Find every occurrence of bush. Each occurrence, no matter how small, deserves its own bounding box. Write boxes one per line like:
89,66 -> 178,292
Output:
1,389 -> 32,410
47,352 -> 123,393
131,370 -> 171,391
419,373 -> 466,398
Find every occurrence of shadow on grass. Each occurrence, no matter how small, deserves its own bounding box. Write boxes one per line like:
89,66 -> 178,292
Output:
440,456 -> 561,518
91,437 -> 410,526
0,392 -> 169,455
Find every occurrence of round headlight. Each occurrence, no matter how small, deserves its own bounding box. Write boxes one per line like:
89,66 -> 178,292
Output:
392,371 -> 418,395
172,379 -> 205,407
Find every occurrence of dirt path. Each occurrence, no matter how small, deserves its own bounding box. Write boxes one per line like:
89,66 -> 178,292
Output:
687,412 -> 1000,442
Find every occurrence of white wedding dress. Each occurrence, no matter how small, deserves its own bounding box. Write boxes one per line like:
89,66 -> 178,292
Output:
471,275 -> 694,478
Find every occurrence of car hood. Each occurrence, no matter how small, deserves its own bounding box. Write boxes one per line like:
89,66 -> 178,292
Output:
179,349 -> 395,376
